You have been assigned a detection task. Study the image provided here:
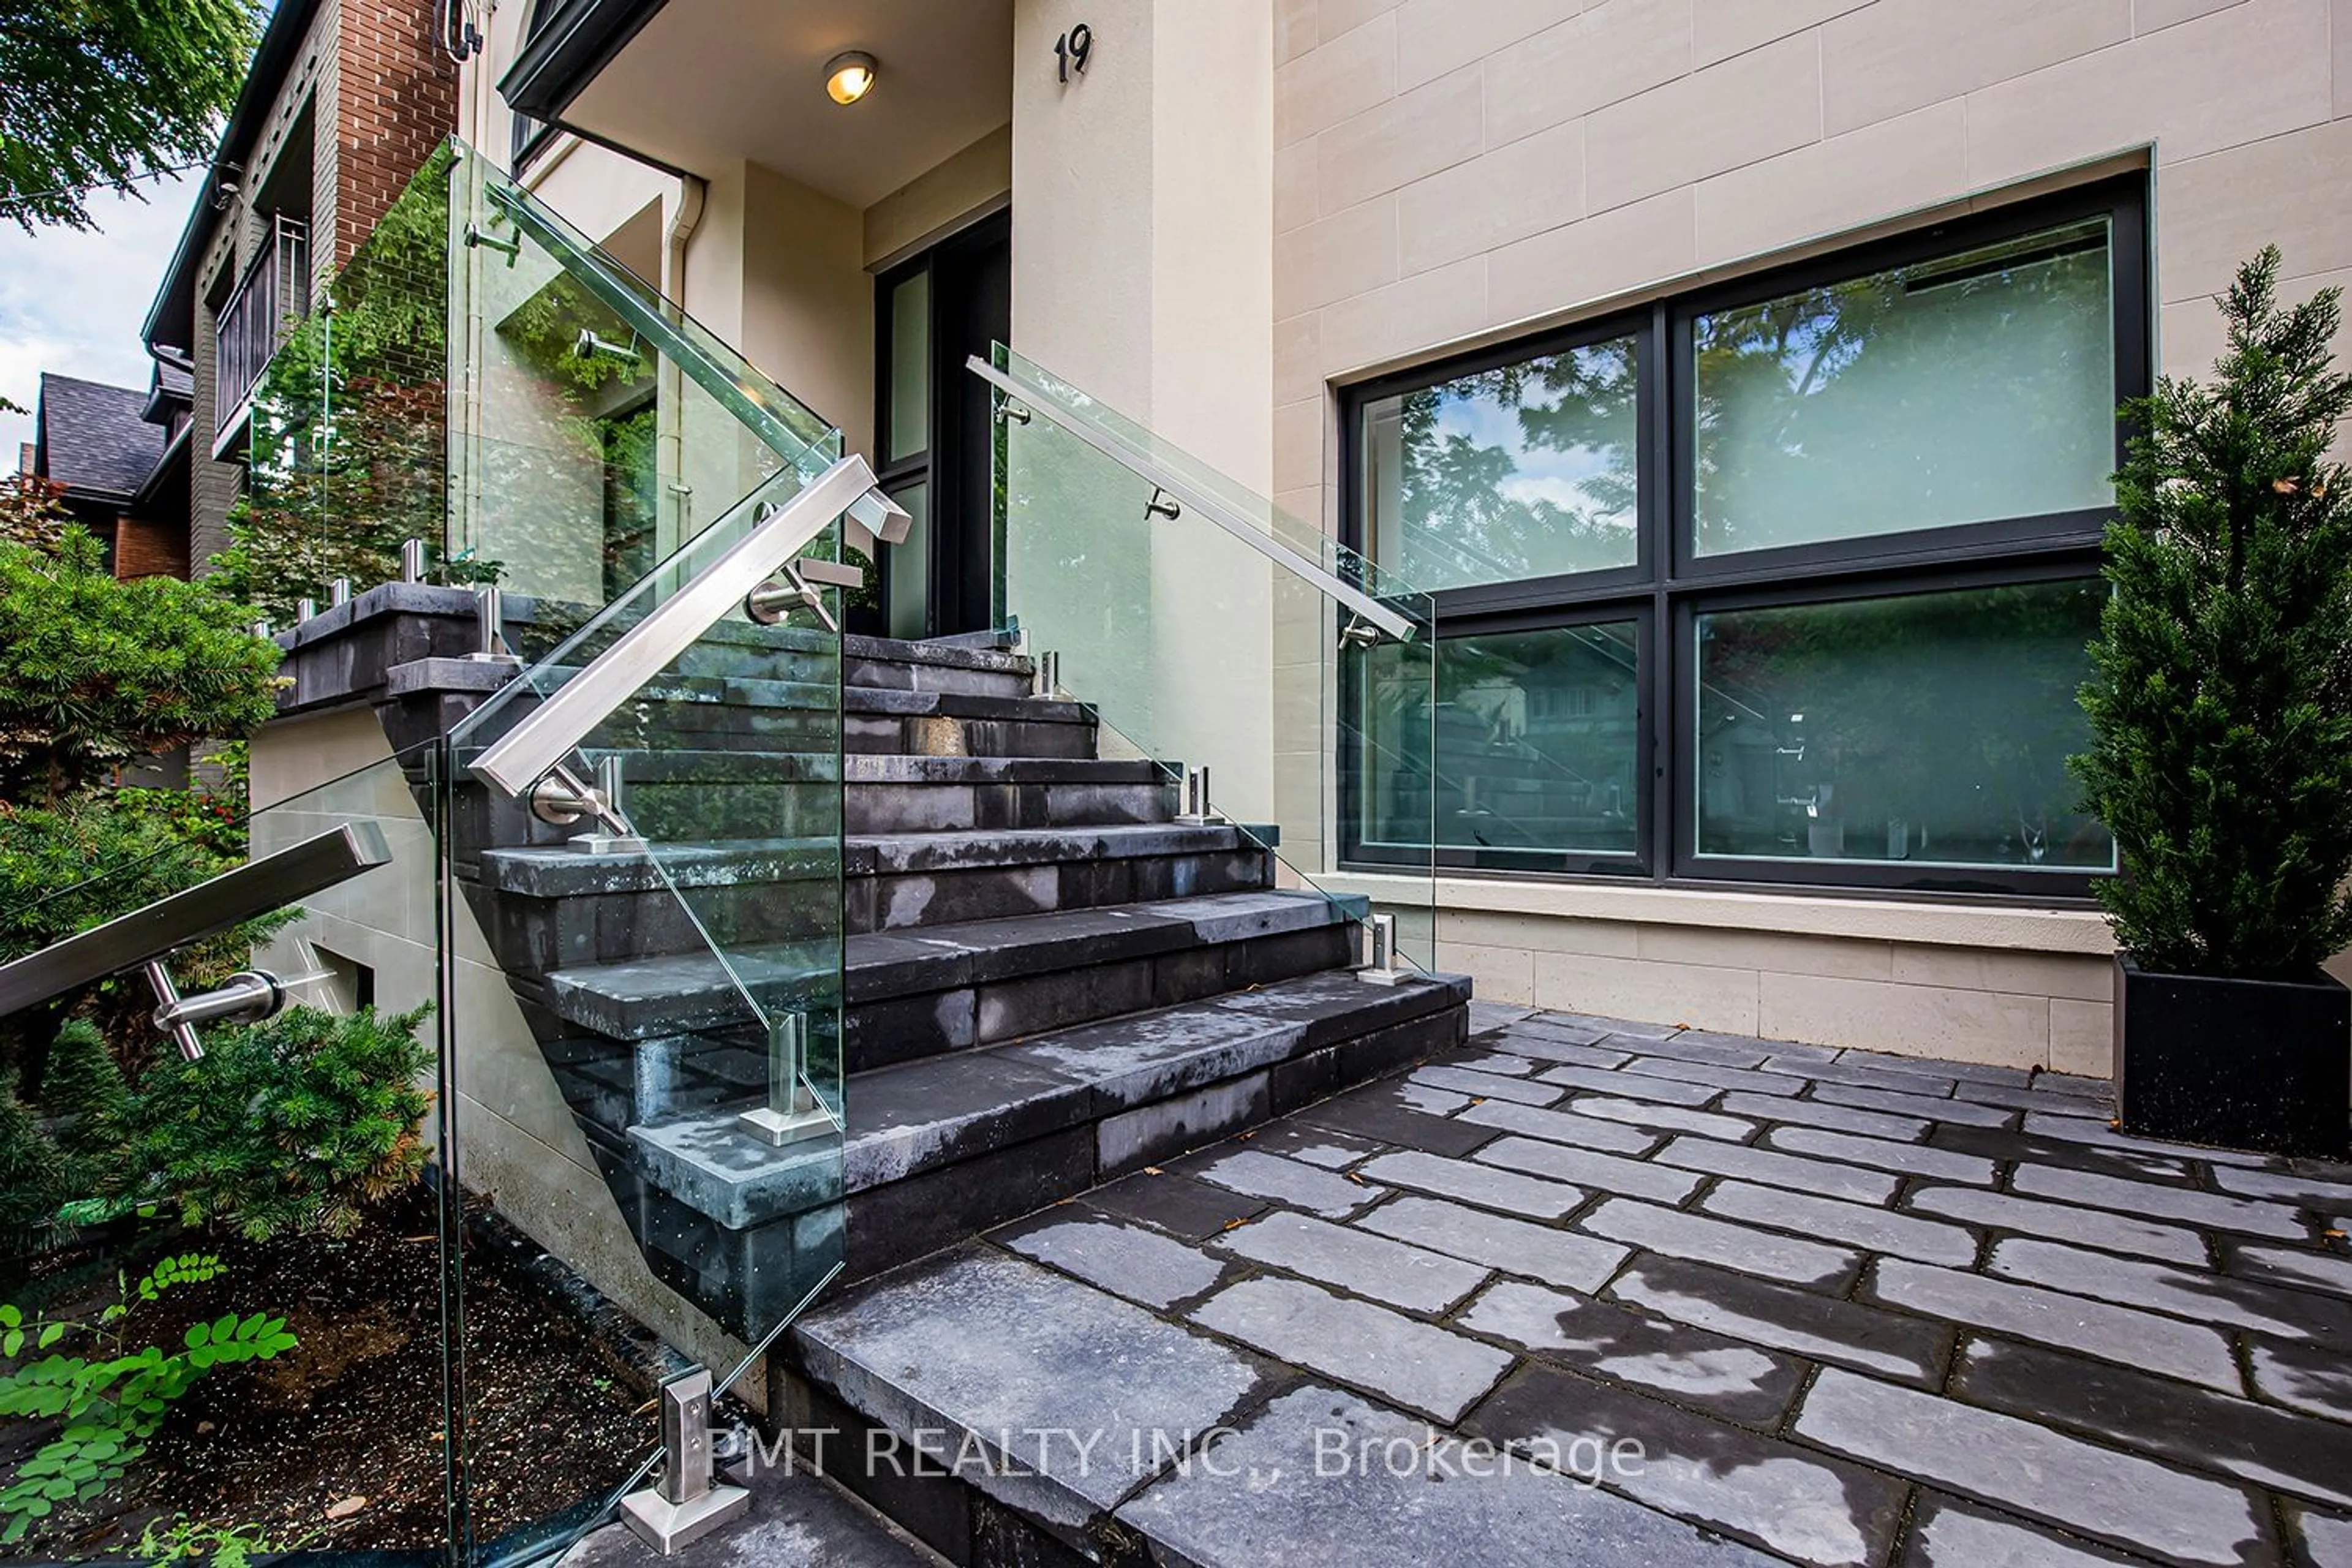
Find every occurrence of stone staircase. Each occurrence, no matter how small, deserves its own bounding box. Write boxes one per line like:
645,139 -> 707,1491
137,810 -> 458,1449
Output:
333,600 -> 1470,1327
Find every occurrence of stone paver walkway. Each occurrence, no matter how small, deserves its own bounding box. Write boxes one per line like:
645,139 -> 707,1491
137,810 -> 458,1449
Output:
792,1002 -> 2352,1567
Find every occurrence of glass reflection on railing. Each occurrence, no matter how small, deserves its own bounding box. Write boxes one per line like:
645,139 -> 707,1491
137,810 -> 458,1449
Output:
987,344 -> 1441,969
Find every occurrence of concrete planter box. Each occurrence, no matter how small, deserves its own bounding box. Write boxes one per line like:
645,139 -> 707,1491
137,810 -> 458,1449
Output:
2115,955 -> 2351,1158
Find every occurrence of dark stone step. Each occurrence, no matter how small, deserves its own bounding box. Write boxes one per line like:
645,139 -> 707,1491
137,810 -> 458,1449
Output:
848,824 -> 1272,934
518,827 -> 1282,1038
844,891 -> 1358,1072
530,893 -> 1360,1136
846,755 -> 1174,834
620,968 -> 1473,1280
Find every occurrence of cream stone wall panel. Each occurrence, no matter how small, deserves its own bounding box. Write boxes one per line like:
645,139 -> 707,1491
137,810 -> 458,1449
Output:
1963,0 -> 2334,186
529,149 -> 671,258
1759,971 -> 2054,1066
2051,998 -> 2117,1078
1274,396 -> 1323,495
1320,0 -> 1406,43
862,125 -> 1012,268
1397,0 -> 1586,92
1318,252 -> 1490,378
2135,0 -> 2253,29
251,709 -> 398,810
1486,186 -> 1697,327
1317,62 -> 1485,214
1637,923 -> 1896,983
741,162 -> 873,459
1276,195 -> 1400,319
1012,0 -> 1154,413
1888,944 -> 2114,1003
1482,0 -> 1695,153
1447,941 -> 1539,1006
1821,0 -> 2132,138
1276,10 -> 1397,145
1691,99 -> 1968,269
1440,908 -> 1641,957
2336,0 -> 2352,116
1276,138 -> 1320,232
1584,31 -> 1822,215
1274,312 -> 1325,406
1278,0 -> 1318,64
1398,117 -> 1586,276
1274,482 -> 1327,536
2155,119 -> 2352,307
1534,951 -> 1762,1034
1695,0 -> 1872,67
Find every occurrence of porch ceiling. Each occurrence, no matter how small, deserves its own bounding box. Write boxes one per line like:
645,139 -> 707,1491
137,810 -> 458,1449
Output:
553,0 -> 1012,208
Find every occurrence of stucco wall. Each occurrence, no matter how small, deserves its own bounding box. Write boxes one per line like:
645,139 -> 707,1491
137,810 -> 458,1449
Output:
1270,0 -> 2352,1070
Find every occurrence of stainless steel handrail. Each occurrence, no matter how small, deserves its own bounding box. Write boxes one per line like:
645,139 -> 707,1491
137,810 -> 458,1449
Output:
0,822 -> 393,1019
966,355 -> 1416,642
466,452 -> 905,799
479,167 -> 835,479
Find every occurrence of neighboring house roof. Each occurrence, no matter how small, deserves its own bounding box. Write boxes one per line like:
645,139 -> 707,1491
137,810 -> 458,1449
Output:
141,0 -> 328,357
143,358 -> 195,426
34,374 -> 165,503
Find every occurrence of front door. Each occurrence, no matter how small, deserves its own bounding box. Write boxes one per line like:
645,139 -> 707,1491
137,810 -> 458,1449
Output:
872,210 -> 1011,640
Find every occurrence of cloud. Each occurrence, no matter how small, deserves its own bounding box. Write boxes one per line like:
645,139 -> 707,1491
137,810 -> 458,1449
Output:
0,173 -> 196,459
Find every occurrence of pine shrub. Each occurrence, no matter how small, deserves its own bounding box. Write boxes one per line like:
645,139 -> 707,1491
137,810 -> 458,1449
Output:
2072,247 -> 2352,977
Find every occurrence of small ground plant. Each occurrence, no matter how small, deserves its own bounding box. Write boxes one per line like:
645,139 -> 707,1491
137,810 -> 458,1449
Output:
0,1254 -> 296,1542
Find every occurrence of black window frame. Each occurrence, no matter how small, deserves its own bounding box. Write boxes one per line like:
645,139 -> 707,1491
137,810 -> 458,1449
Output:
1338,173 -> 2150,902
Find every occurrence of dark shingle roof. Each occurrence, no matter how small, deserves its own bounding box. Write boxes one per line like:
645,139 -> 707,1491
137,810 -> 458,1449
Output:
36,373 -> 165,500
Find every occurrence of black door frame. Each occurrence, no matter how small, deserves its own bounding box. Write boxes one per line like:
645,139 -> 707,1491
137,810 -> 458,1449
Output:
873,208 -> 1011,639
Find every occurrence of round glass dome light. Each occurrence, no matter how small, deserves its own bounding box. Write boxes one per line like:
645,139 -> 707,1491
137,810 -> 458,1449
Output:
825,50 -> 878,105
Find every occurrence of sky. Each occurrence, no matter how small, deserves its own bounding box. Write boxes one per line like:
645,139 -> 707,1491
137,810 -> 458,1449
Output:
0,171 -> 197,464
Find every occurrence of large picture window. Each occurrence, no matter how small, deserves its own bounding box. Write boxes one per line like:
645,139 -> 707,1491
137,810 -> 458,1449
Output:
1343,179 -> 2146,897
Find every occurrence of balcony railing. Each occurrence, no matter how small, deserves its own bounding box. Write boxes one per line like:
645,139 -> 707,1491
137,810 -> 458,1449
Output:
214,213 -> 309,436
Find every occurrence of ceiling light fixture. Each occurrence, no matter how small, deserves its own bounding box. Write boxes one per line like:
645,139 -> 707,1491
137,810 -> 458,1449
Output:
824,50 -> 878,106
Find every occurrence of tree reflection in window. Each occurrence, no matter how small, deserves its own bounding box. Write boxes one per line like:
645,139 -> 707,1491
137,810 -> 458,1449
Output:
1694,220 -> 2115,556
1363,336 -> 1640,591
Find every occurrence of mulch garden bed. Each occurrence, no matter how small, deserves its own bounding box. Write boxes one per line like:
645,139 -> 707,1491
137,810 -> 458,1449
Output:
1,1185 -> 658,1561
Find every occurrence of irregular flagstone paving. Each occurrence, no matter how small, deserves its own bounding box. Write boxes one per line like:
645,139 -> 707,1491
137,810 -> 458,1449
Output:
792,1001 -> 2352,1567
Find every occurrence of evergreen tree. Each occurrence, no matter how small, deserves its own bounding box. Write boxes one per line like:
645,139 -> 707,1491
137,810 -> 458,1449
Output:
0,525 -> 282,805
2072,247 -> 2352,977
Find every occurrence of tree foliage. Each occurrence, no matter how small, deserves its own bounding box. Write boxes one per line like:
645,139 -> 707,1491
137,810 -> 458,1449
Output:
0,0 -> 257,230
2072,247 -> 2352,977
0,526 -> 282,805
88,1005 -> 435,1240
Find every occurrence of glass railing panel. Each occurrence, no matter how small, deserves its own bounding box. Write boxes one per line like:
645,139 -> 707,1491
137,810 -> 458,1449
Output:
447,146 -> 843,634
0,746 -> 454,1559
430,163 -> 869,1548
221,146 -> 459,623
990,349 -> 1439,970
440,570 -> 850,1565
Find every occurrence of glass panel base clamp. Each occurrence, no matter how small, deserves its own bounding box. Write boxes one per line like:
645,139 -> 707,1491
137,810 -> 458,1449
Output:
621,1366 -> 749,1555
1356,913 -> 1411,987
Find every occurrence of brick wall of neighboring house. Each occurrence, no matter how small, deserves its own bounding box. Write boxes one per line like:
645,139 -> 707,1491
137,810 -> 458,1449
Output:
114,517 -> 190,581
332,0 -> 455,270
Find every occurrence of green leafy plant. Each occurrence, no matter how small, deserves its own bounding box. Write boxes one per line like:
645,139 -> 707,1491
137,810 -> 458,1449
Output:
137,1513 -> 312,1567
0,0 -> 257,231
2072,247 -> 2352,976
0,525 -> 281,807
88,1006 -> 434,1240
0,1255 -> 295,1543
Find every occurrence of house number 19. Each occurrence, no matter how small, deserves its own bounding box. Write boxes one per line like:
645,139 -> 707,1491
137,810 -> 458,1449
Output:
1054,23 -> 1093,82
